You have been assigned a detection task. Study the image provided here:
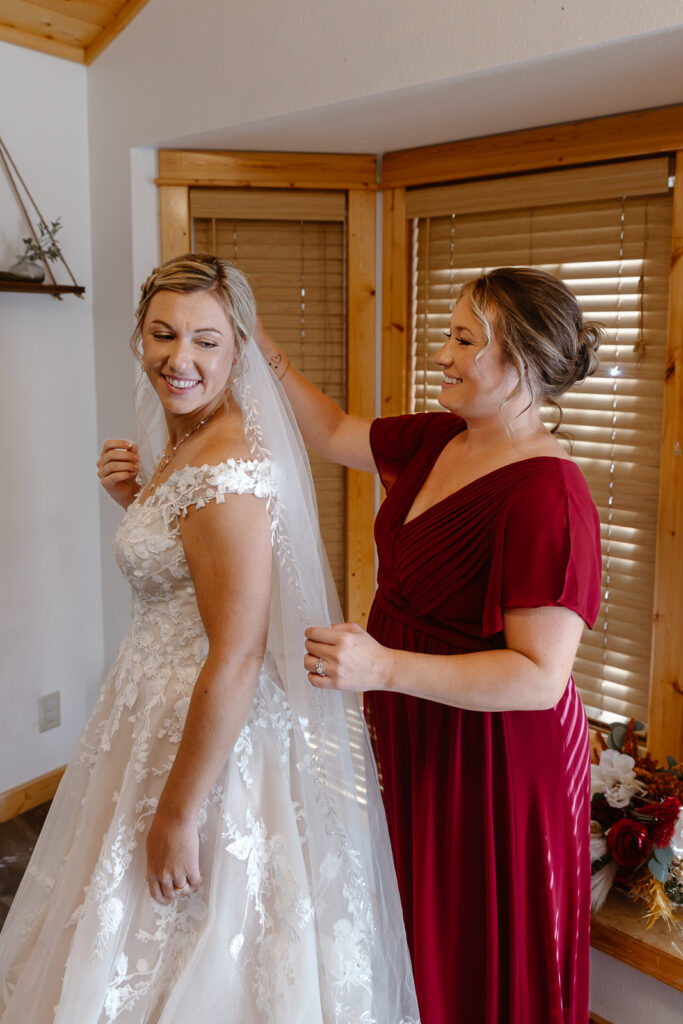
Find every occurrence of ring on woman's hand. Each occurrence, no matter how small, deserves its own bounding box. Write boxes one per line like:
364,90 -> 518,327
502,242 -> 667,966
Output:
174,883 -> 188,895
315,657 -> 326,677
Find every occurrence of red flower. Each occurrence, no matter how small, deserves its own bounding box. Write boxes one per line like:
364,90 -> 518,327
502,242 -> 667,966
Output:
590,794 -> 624,831
635,796 -> 681,848
607,818 -> 652,868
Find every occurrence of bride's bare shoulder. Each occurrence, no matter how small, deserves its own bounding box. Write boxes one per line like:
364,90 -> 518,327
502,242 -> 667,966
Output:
194,408 -> 253,466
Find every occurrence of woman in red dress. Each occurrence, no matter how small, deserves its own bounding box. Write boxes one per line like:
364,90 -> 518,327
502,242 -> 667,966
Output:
256,267 -> 602,1024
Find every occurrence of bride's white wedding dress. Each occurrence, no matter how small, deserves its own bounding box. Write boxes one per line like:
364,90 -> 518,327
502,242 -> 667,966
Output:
0,344 -> 419,1023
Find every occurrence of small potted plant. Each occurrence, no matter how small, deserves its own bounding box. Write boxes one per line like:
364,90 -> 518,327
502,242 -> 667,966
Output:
8,218 -> 63,282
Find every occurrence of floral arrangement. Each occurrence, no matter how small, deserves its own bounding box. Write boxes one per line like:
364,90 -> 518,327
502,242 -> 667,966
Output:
590,719 -> 683,926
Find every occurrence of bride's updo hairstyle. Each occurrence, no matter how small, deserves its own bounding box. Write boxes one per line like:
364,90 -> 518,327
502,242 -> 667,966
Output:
130,253 -> 257,365
459,267 -> 602,433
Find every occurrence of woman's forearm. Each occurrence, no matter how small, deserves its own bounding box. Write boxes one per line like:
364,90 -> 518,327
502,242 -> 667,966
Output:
155,650 -> 263,823
383,647 -> 565,712
254,321 -> 374,471
305,607 -> 585,712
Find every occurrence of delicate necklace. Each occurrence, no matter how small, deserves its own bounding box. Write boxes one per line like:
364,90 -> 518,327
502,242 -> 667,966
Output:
148,406 -> 220,491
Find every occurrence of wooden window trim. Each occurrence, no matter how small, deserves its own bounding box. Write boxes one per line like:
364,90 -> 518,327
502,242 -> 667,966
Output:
158,150 -> 377,625
157,149 -> 377,191
381,104 -> 683,189
590,892 -> 683,992
380,109 -> 683,764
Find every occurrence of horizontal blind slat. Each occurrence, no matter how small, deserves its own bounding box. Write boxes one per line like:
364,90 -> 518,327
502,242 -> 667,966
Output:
191,188 -> 346,221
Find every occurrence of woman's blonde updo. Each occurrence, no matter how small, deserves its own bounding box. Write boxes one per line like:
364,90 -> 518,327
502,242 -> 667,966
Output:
130,253 -> 256,364
459,267 -> 602,432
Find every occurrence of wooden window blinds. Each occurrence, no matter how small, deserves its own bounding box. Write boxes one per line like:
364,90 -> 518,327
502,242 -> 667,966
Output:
191,189 -> 347,604
407,157 -> 674,728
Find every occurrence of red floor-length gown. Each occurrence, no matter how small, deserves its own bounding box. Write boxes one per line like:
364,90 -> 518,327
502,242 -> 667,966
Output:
364,413 -> 602,1024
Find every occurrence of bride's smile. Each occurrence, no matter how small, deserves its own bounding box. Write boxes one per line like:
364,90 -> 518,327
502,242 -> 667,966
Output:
141,289 -> 236,432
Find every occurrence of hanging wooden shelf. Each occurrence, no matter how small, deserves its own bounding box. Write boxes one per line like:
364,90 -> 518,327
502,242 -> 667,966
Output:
0,137 -> 84,299
0,279 -> 85,299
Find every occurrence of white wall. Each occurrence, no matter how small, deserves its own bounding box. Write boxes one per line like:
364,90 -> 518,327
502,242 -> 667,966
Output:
0,41 -> 102,791
589,949 -> 683,1023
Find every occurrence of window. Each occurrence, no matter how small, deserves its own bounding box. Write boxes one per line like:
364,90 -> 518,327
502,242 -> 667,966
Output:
407,158 -> 673,728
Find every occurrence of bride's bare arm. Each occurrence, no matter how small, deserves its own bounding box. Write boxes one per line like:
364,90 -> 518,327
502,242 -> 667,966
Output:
253,318 -> 375,472
145,491 -> 272,905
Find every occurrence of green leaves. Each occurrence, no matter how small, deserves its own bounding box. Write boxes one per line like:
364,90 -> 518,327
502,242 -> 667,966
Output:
605,720 -> 645,751
648,844 -> 674,882
20,218 -> 62,264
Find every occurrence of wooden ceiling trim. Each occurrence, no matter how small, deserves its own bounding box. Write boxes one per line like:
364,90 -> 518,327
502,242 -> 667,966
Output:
1,0 -> 95,46
0,18 -> 85,61
29,0 -> 116,26
0,0 -> 150,63
84,0 -> 150,64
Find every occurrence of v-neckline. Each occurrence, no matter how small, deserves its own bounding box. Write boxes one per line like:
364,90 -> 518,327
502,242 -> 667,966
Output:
401,443 -> 575,529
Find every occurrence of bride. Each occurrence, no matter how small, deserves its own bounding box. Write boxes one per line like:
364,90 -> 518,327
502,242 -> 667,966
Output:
0,254 -> 419,1023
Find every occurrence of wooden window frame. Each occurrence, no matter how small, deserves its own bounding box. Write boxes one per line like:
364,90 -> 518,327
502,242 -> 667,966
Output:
380,105 -> 683,765
156,149 -> 377,626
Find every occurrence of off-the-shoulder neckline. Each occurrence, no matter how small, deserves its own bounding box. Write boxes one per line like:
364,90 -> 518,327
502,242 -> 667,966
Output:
134,456 -> 271,510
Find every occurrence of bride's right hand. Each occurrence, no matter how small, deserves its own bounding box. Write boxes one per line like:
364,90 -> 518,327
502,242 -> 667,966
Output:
97,439 -> 141,509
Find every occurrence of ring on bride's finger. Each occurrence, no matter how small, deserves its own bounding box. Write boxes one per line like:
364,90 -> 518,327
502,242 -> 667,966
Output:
174,883 -> 188,895
315,657 -> 326,677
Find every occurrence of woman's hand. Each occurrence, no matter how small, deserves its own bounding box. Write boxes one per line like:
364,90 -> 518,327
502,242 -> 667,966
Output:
97,439 -> 141,509
145,808 -> 203,905
304,623 -> 395,692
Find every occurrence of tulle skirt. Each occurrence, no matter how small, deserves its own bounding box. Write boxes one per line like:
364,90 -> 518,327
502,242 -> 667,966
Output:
0,652 -> 418,1023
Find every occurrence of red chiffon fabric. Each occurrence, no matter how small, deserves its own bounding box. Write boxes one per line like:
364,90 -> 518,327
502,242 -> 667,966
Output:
364,413 -> 601,1024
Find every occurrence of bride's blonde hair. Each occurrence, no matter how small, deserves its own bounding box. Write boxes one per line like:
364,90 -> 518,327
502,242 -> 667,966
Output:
130,253 -> 257,362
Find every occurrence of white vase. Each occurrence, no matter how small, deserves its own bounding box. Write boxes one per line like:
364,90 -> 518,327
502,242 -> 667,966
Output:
8,258 -> 45,282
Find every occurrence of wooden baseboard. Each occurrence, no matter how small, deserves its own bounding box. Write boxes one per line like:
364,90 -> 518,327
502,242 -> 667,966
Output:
0,766 -> 65,823
589,1015 -> 614,1024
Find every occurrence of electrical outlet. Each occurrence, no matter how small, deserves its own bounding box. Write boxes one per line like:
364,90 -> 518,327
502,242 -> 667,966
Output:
38,691 -> 61,733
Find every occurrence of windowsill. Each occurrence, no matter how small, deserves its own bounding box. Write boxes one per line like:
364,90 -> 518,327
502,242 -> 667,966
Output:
590,889 -> 683,991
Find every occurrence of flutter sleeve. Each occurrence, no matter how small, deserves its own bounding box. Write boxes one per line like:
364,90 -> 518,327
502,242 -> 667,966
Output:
482,461 -> 602,637
370,412 -> 464,493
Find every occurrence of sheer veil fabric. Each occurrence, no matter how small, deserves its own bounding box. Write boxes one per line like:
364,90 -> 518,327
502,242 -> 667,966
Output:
225,342 -> 420,1020
0,340 -> 419,1023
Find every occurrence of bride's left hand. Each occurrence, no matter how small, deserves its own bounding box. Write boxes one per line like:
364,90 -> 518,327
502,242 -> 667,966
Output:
145,811 -> 203,905
304,623 -> 394,692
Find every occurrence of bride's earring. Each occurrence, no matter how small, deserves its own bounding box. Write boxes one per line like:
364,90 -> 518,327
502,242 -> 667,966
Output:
228,352 -> 242,388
